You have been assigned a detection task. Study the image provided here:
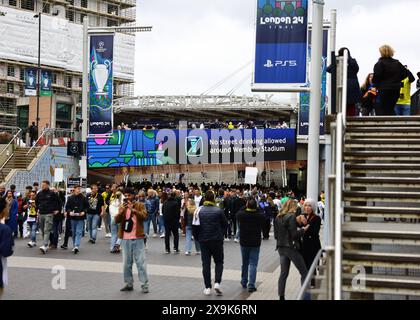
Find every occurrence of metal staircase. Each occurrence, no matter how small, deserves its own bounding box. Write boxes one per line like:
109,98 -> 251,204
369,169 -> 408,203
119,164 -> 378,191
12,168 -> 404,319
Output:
341,116 -> 420,299
0,146 -> 41,181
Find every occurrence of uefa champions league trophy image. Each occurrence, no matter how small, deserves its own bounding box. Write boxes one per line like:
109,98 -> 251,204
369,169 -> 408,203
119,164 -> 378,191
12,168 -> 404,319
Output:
28,72 -> 35,87
43,73 -> 49,89
91,60 -> 112,96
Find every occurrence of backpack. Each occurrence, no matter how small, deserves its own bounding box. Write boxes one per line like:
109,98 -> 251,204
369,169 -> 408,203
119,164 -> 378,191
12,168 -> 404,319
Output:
123,210 -> 134,233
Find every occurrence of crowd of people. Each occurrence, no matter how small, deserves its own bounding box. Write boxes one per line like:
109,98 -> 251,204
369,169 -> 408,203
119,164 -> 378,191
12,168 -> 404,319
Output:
116,119 -> 290,131
331,44 -> 420,116
0,179 -> 325,299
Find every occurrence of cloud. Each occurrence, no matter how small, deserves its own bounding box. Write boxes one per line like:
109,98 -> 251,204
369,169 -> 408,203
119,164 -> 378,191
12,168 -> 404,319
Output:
134,0 -> 420,97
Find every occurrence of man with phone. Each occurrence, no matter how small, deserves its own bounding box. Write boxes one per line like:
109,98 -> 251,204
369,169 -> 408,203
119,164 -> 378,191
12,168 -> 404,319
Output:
65,185 -> 88,254
115,188 -> 149,293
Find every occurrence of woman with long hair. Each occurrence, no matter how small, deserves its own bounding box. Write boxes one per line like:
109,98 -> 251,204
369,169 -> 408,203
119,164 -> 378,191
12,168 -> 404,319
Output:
274,200 -> 309,300
184,199 -> 201,255
158,192 -> 168,238
360,73 -> 378,116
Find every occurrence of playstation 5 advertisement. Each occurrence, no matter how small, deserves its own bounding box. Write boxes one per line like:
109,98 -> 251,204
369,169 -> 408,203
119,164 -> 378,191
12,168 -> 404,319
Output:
89,34 -> 114,136
254,0 -> 308,84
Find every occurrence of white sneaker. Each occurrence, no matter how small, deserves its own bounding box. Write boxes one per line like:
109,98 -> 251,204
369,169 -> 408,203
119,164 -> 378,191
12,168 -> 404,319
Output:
234,238 -> 239,243
160,233 -> 165,238
39,246 -> 47,254
152,233 -> 158,238
98,227 -> 102,231
105,233 -> 112,238
185,251 -> 191,256
214,283 -> 223,296
203,288 -> 212,296
27,241 -> 35,248
224,238 -> 230,242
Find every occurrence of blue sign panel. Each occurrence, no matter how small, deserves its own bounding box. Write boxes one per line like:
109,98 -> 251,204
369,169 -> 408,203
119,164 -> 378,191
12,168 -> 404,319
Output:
24,68 -> 37,96
87,129 -> 297,168
254,0 -> 308,84
298,29 -> 329,136
89,34 -> 114,135
40,70 -> 52,97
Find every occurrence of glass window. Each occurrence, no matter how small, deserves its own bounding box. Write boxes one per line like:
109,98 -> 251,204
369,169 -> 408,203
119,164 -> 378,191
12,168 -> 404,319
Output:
7,83 -> 14,94
8,0 -> 17,7
17,105 -> 29,129
56,103 -> 72,121
7,65 -> 15,77
42,2 -> 50,14
66,9 -> 74,22
65,76 -> 72,88
20,0 -> 35,11
19,68 -> 25,81
81,0 -> 88,8
108,4 -> 118,15
52,73 -> 57,84
107,19 -> 118,27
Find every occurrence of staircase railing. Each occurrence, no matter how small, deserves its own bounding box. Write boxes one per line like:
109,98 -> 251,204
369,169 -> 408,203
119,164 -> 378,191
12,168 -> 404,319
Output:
0,127 -> 23,178
296,249 -> 324,300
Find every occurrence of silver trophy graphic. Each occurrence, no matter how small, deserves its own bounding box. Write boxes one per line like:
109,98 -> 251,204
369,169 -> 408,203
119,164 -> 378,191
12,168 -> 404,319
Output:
91,60 -> 111,96
28,73 -> 35,87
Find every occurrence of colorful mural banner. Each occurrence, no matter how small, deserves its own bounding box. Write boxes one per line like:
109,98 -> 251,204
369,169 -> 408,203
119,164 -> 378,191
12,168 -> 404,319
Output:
89,34 -> 114,135
254,0 -> 309,84
40,70 -> 52,97
298,29 -> 329,136
24,68 -> 37,96
87,129 -> 297,169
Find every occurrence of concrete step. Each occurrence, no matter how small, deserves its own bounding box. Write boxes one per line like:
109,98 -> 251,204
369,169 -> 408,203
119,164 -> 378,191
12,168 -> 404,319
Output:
344,206 -> 420,219
342,274 -> 420,297
342,222 -> 420,246
345,139 -> 420,149
344,151 -> 420,162
345,177 -> 420,189
347,116 -> 420,126
347,127 -> 420,133
343,191 -> 420,203
345,163 -> 420,174
343,250 -> 420,269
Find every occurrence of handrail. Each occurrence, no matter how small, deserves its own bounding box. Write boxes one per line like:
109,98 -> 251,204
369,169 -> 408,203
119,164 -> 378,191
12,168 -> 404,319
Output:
26,128 -> 48,156
341,49 -> 349,125
0,127 -> 22,159
296,249 -> 324,300
0,153 -> 14,174
334,112 -> 344,300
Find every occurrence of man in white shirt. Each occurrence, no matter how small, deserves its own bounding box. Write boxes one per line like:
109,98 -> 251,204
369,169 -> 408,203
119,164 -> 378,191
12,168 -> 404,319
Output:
194,189 -> 203,208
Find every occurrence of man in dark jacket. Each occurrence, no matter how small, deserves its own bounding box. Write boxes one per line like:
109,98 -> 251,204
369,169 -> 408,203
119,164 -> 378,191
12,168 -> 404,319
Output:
86,184 -> 104,244
0,222 -> 14,296
65,185 -> 88,254
236,198 -> 265,292
35,180 -> 62,254
162,192 -> 181,253
195,191 -> 228,296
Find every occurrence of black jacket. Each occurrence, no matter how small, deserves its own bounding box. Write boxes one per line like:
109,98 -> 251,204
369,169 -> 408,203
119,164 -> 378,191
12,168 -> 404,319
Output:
35,189 -> 62,215
274,214 -> 305,249
65,194 -> 88,220
301,214 -> 322,268
87,193 -> 104,215
373,57 -> 409,90
196,204 -> 228,242
162,198 -> 180,225
236,209 -> 265,247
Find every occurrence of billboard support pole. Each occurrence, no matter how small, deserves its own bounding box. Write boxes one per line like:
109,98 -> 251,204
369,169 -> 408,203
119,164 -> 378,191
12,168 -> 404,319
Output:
306,0 -> 325,201
81,17 -> 89,179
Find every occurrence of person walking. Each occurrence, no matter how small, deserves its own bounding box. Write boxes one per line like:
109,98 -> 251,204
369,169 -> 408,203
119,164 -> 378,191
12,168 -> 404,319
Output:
86,184 -> 105,244
115,188 -> 149,293
274,200 -> 309,300
158,191 -> 167,238
327,48 -> 361,116
64,185 -> 88,254
28,122 -> 38,147
48,188 -> 63,250
5,191 -> 18,239
184,199 -> 201,255
109,189 -> 123,253
236,198 -> 265,292
26,191 -> 38,248
395,65 -> 415,116
193,191 -> 228,296
0,218 -> 14,297
144,189 -> 159,238
299,199 -> 322,287
162,192 -> 181,254
35,181 -> 62,254
373,45 -> 410,115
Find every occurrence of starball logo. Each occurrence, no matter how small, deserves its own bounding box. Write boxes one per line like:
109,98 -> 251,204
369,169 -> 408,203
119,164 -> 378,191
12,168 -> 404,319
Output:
96,41 -> 107,53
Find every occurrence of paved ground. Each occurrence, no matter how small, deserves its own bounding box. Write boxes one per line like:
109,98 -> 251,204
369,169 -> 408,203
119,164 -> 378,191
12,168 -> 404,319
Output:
1,229 -> 300,300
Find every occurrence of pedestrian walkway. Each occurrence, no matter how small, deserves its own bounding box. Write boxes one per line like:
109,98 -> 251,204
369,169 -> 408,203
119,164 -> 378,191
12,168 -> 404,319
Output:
2,231 -> 302,300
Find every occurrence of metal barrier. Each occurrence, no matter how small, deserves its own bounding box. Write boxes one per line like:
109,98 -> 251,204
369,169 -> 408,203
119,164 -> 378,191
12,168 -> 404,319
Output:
296,249 -> 324,300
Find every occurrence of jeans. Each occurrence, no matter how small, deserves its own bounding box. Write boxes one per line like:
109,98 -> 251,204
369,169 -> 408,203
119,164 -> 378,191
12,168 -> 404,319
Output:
164,223 -> 179,251
235,221 -> 240,240
121,238 -> 149,288
110,218 -> 121,250
71,220 -> 85,248
144,214 -> 157,236
278,247 -> 308,298
28,221 -> 37,242
38,214 -> 54,247
158,215 -> 165,234
102,212 -> 111,234
63,218 -> 72,247
395,104 -> 411,116
240,246 -> 260,289
87,214 -> 100,241
49,218 -> 62,246
185,226 -> 200,253
200,240 -> 224,289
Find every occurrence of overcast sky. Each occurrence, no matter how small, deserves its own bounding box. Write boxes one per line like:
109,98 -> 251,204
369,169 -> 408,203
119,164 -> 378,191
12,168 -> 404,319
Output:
134,0 -> 420,97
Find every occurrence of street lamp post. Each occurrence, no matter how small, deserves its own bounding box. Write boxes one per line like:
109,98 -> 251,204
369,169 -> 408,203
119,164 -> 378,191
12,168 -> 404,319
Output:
35,12 -> 41,137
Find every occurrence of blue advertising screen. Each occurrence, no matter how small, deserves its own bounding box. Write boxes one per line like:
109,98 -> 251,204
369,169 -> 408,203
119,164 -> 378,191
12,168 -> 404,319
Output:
87,129 -> 297,169
254,0 -> 308,84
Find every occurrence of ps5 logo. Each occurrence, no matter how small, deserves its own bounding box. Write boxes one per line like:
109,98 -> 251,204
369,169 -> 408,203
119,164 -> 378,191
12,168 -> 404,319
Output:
264,60 -> 297,68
